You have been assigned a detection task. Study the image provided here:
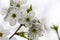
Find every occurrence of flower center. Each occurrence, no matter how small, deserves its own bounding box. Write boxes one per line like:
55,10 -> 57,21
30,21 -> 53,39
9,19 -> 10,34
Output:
12,14 -> 16,18
16,3 -> 20,7
0,32 -> 3,37
26,17 -> 30,22
32,29 -> 36,33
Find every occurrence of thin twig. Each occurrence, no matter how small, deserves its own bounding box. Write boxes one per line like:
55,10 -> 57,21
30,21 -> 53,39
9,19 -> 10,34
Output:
56,31 -> 60,40
9,24 -> 25,39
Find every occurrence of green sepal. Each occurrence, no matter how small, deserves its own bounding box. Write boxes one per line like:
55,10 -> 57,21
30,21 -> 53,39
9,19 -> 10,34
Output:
51,25 -> 58,31
37,20 -> 40,23
30,5 -> 32,11
27,5 -> 32,13
16,32 -> 27,38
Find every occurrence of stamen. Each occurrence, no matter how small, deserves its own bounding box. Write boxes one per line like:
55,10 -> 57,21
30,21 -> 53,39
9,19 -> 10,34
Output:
26,17 -> 30,22
11,13 -> 16,18
0,32 -> 3,37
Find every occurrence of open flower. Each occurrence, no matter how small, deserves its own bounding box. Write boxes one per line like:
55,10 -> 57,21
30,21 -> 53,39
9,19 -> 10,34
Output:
0,26 -> 9,40
18,10 -> 35,27
4,5 -> 27,26
28,23 -> 44,40
4,7 -> 20,26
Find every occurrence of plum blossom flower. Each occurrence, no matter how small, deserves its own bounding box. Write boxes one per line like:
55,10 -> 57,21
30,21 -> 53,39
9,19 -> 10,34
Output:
18,10 -> 35,27
4,7 -> 20,26
28,23 -> 44,40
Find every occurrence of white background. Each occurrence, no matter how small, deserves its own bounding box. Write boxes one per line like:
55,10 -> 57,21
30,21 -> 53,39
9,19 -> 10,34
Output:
0,0 -> 60,40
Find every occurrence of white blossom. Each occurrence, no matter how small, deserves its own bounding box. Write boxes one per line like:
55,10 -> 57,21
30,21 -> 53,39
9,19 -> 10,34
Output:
3,4 -> 28,26
28,23 -> 44,40
18,10 -> 35,27
4,7 -> 20,26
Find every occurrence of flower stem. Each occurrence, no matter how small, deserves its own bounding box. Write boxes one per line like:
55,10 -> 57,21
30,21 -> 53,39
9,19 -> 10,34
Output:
56,31 -> 60,40
9,24 -> 25,39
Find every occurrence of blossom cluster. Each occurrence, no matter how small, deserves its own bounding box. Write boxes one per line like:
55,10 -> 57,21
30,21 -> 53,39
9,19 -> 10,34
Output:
0,0 -> 46,40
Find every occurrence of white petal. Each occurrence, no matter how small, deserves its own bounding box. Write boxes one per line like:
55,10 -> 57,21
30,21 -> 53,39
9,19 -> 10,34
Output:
10,37 -> 17,40
4,15 -> 10,22
0,26 -> 5,33
18,18 -> 24,24
20,6 -> 28,10
29,11 -> 35,18
32,37 -> 38,40
28,35 -> 39,40
31,17 -> 38,23
20,0 -> 27,4
3,29 -> 10,35
1,36 -> 9,40
1,8 -> 8,15
9,19 -> 16,26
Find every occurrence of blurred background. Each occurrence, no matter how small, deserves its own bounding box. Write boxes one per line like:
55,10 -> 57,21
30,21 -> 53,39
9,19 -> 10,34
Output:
0,0 -> 60,40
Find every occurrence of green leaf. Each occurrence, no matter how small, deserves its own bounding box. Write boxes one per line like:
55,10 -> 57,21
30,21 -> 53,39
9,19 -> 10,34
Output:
16,32 -> 27,38
27,5 -> 32,13
51,25 -> 58,31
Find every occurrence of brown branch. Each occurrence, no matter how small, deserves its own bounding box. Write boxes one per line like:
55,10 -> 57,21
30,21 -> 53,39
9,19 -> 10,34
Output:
9,24 -> 25,39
